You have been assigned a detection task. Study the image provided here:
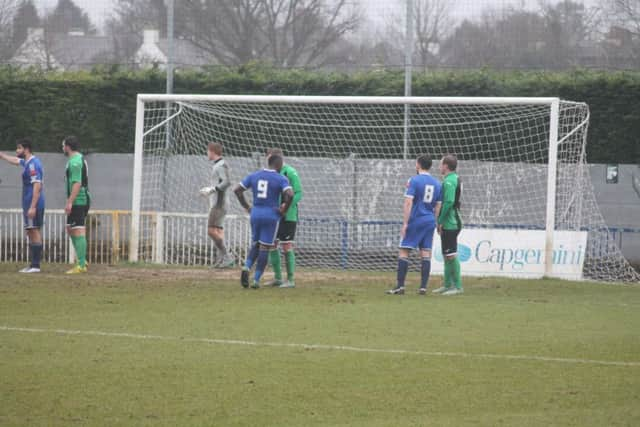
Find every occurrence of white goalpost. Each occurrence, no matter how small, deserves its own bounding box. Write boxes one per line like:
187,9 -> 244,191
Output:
130,94 -> 639,283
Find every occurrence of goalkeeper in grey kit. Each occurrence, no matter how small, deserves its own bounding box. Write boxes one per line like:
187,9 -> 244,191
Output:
200,142 -> 235,268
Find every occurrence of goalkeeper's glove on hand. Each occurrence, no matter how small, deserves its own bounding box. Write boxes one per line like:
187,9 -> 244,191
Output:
199,186 -> 215,197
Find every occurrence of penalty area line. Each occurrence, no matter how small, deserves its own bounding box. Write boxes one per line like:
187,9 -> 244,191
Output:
1,325 -> 639,368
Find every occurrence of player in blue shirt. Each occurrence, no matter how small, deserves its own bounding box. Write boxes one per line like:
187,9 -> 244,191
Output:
387,155 -> 442,295
0,139 -> 46,273
234,154 -> 294,289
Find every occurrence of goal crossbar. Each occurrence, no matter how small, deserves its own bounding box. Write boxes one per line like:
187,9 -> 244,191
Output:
137,94 -> 560,106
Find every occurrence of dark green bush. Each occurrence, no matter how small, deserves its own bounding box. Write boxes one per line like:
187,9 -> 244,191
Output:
0,65 -> 638,163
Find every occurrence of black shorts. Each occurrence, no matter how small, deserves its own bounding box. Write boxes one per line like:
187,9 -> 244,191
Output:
67,205 -> 89,229
441,229 -> 461,257
277,220 -> 297,243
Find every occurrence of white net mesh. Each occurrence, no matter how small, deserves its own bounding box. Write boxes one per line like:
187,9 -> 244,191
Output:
135,96 -> 639,283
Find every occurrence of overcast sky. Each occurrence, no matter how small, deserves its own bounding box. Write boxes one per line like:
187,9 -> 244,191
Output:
35,0 -> 597,33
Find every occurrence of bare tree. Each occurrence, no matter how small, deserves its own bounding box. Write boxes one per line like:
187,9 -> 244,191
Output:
383,0 -> 454,68
182,0 -> 360,67
605,0 -> 640,35
598,0 -> 640,62
106,0 -> 171,65
0,0 -> 19,60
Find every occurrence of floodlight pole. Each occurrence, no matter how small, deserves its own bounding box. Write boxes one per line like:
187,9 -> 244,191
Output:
403,0 -> 414,160
162,0 -> 175,212
166,0 -> 174,97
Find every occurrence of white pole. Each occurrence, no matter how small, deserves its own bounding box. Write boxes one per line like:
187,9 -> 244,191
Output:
403,0 -> 414,160
154,212 -> 165,264
130,96 -> 145,262
544,98 -> 560,277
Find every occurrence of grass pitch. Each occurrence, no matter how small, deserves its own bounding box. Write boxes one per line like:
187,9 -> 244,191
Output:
0,263 -> 639,427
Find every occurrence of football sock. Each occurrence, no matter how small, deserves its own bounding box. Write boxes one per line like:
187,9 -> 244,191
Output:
270,249 -> 282,281
285,250 -> 295,282
420,257 -> 431,289
254,248 -> 270,283
244,243 -> 259,270
31,243 -> 43,268
72,235 -> 87,268
452,257 -> 462,289
396,257 -> 409,288
444,258 -> 452,288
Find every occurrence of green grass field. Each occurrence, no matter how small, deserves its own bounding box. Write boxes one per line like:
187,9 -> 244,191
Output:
1,263 -> 639,427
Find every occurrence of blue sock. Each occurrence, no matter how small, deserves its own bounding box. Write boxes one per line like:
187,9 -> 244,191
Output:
31,243 -> 43,268
396,257 -> 409,288
420,257 -> 431,289
254,249 -> 270,283
244,243 -> 259,270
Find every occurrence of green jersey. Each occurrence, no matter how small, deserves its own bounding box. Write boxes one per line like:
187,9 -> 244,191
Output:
65,153 -> 90,206
438,172 -> 462,230
281,164 -> 302,222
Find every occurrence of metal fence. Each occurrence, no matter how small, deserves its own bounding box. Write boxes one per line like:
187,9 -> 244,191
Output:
0,209 -> 251,266
2,208 -> 639,269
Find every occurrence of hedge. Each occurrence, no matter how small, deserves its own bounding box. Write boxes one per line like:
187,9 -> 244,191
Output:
0,64 -> 638,163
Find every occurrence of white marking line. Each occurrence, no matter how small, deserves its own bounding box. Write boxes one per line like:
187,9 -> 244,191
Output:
1,325 -> 639,367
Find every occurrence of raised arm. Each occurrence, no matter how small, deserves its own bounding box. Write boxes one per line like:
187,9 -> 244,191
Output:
0,152 -> 21,166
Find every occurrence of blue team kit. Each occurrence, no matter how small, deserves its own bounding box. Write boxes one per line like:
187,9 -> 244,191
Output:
399,172 -> 442,250
240,169 -> 292,245
20,156 -> 45,229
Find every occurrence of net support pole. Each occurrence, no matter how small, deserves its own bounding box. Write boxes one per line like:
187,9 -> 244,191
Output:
544,98 -> 560,277
130,96 -> 145,262
403,0 -> 414,160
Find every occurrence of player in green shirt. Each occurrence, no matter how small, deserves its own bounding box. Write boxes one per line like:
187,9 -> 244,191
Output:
63,136 -> 91,274
266,148 -> 303,288
433,154 -> 463,295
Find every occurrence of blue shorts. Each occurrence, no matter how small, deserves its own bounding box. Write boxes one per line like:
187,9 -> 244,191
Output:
399,220 -> 436,250
251,216 -> 280,246
23,207 -> 45,230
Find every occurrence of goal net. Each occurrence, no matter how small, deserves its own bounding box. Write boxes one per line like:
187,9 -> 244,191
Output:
131,95 -> 639,283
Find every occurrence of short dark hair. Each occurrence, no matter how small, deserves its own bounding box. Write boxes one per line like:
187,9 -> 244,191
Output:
16,138 -> 33,153
417,154 -> 432,170
267,147 -> 283,157
268,154 -> 283,169
63,135 -> 79,151
208,142 -> 223,155
441,154 -> 458,171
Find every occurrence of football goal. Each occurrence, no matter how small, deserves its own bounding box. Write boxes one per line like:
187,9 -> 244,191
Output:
130,94 -> 639,283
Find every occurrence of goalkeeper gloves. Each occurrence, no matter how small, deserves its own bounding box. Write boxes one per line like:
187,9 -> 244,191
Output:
199,186 -> 215,197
